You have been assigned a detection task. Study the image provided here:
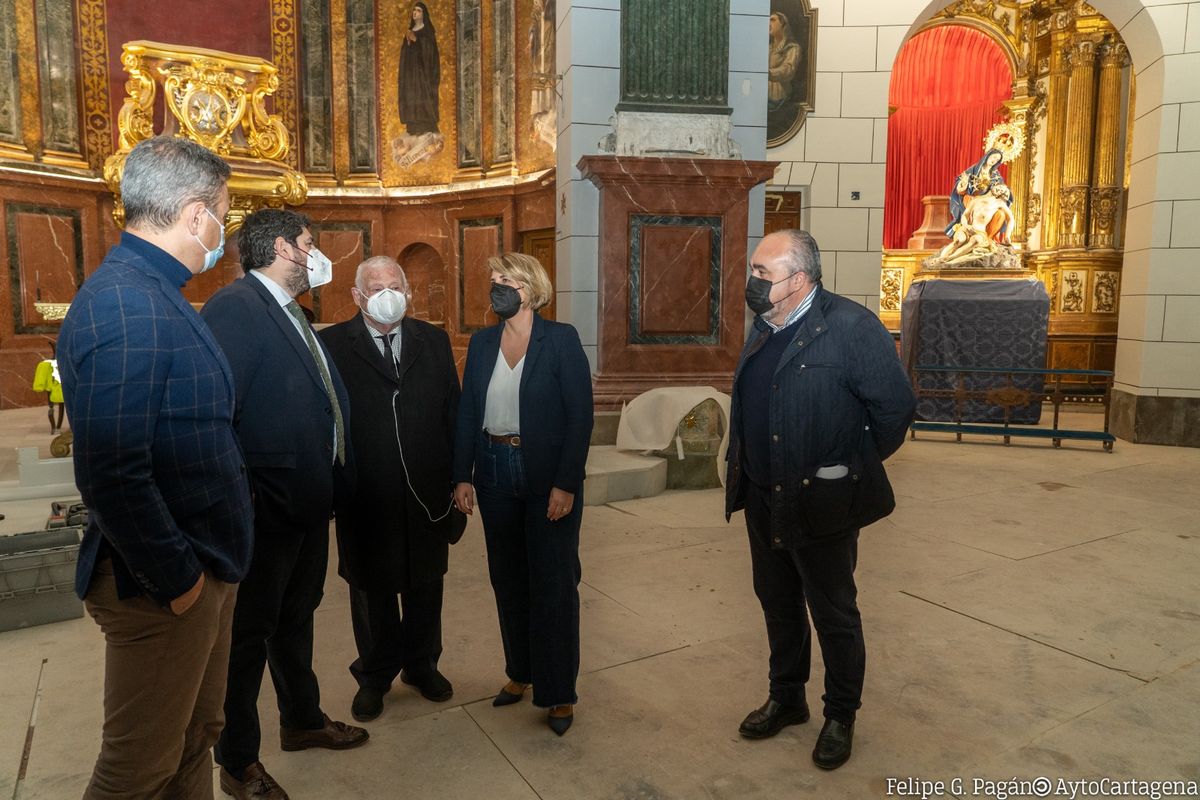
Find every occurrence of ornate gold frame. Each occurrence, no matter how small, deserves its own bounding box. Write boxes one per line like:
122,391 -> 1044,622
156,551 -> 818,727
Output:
104,40 -> 307,232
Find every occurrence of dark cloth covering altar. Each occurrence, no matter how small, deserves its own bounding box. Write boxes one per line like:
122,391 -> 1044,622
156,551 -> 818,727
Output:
901,279 -> 1050,423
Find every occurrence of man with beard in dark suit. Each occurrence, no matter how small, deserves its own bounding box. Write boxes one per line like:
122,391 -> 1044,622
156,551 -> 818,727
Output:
202,209 -> 368,800
319,255 -> 462,722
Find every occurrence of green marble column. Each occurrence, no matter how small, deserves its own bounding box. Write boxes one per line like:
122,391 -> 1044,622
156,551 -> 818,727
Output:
618,0 -> 730,115
0,0 -> 19,144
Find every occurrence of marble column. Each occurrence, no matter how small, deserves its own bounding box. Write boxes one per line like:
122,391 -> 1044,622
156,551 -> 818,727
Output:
456,0 -> 483,171
618,0 -> 729,114
555,0 -> 768,381
605,0 -> 738,158
0,0 -> 20,145
300,0 -> 333,175
1058,35 -> 1099,250
490,0 -> 516,171
346,0 -> 377,176
1089,41 -> 1127,250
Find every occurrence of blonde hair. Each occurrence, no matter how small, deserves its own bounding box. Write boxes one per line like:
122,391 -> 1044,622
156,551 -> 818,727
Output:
487,252 -> 553,310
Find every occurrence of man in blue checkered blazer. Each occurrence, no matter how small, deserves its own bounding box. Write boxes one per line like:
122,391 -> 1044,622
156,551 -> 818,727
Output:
58,136 -> 254,800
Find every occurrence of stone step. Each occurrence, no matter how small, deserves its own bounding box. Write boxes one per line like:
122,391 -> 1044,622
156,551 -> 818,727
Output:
582,446 -> 667,506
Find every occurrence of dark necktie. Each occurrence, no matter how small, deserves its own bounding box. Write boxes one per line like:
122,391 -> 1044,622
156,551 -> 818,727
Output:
285,301 -> 345,465
383,333 -> 399,376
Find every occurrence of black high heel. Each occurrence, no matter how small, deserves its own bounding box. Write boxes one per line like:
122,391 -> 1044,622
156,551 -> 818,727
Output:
492,681 -> 529,707
547,705 -> 573,736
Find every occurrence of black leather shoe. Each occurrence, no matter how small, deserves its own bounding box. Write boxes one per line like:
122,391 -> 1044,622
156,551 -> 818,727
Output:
738,698 -> 810,739
351,686 -> 385,722
400,668 -> 454,702
812,718 -> 854,769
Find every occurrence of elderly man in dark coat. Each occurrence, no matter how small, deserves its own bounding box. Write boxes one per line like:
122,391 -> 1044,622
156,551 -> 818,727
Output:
319,255 -> 463,722
726,229 -> 916,771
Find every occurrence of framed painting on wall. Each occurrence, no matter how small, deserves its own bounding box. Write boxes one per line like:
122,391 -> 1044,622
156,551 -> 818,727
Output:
767,0 -> 817,148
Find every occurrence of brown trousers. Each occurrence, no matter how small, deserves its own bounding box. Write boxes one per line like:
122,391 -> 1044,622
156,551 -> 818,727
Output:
82,559 -> 237,800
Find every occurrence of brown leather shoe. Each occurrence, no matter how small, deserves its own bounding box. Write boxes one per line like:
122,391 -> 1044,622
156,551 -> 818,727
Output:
279,713 -> 369,752
219,762 -> 289,799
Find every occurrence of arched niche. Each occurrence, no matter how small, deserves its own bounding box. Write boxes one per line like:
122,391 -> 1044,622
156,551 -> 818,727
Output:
883,24 -> 1014,251
399,242 -> 447,326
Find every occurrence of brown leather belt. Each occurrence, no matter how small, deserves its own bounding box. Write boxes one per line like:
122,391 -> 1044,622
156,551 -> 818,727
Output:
488,432 -> 522,447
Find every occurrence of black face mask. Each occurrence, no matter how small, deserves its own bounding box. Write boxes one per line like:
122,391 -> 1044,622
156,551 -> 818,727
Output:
490,283 -> 522,320
744,275 -> 775,316
746,273 -> 806,317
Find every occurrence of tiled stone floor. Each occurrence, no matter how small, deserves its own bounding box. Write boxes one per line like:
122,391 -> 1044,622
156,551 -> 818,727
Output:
1,407 -> 1198,799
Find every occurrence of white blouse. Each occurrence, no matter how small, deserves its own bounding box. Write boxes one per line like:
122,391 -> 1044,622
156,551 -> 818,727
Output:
483,350 -> 524,435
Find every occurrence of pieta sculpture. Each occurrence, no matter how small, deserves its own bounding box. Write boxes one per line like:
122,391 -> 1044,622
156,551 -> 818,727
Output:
926,122 -> 1025,269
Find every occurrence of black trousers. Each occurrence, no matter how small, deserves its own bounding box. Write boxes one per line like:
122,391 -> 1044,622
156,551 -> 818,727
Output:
743,481 -> 865,725
215,522 -> 329,773
476,438 -> 582,709
349,580 -> 444,689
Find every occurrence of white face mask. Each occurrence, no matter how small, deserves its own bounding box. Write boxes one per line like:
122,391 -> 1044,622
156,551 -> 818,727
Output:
305,247 -> 333,289
365,288 -> 408,325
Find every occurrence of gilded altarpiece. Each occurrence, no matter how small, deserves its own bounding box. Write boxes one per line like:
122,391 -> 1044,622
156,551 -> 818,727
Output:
881,0 -> 1129,379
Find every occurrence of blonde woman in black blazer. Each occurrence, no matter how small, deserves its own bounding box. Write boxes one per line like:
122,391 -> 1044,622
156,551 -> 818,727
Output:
452,253 -> 593,735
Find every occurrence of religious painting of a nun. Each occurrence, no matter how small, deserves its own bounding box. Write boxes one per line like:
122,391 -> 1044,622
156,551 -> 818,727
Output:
767,0 -> 817,147
395,1 -> 445,166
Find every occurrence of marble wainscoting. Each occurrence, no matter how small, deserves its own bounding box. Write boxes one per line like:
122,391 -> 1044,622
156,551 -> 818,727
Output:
578,156 -> 776,409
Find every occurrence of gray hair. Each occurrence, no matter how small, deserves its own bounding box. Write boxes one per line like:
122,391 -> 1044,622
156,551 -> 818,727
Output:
121,137 -> 231,231
776,229 -> 822,283
355,256 -> 411,298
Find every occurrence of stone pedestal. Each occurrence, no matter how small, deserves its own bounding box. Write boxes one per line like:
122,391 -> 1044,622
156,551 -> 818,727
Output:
907,195 -> 952,250
578,155 -> 776,409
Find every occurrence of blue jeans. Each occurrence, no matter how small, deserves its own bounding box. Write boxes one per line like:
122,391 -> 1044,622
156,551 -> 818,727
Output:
475,435 -> 582,708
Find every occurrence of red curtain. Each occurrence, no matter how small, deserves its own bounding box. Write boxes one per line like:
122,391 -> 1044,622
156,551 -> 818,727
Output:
884,26 -> 1013,249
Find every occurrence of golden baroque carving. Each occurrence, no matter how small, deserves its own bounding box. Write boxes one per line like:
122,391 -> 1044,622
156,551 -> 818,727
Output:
1092,270 -> 1118,313
936,0 -> 1025,74
34,302 -> 71,322
161,61 -> 251,154
1061,269 -> 1085,313
78,0 -> 114,170
880,269 -> 903,313
941,0 -> 1013,36
1090,186 -> 1122,249
1071,35 -> 1101,63
105,41 -> 307,231
269,0 -> 300,169
1100,40 -> 1129,68
1026,192 -> 1042,239
1059,186 -> 1089,248
116,50 -> 157,152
